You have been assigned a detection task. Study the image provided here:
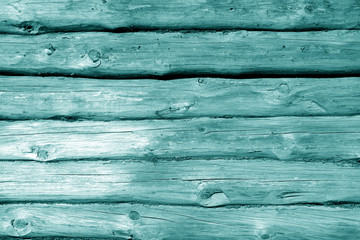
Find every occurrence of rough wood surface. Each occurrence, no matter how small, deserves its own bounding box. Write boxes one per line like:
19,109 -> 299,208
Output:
1,76 -> 360,120
0,204 -> 359,239
0,0 -> 359,34
1,160 -> 359,206
1,1 -> 359,240
1,31 -> 359,78
1,117 -> 360,161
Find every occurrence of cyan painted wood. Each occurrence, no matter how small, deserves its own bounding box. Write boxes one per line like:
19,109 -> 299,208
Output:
0,0 -> 359,34
1,204 -> 359,239
1,76 -> 360,120
0,159 -> 359,206
1,117 -> 360,161
1,1 -> 359,239
1,31 -> 359,78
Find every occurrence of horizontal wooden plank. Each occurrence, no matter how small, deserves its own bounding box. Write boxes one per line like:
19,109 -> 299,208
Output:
1,117 -> 360,161
1,31 -> 359,78
1,160 -> 359,206
0,0 -> 359,34
0,204 -> 359,239
1,76 -> 360,120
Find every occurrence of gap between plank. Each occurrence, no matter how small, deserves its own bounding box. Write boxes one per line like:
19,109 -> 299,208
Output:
0,201 -> 359,209
0,156 -> 359,166
2,113 -> 360,122
4,27 -> 360,36
1,71 -> 360,81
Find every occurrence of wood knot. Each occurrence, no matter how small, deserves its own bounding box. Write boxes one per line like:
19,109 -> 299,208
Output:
300,46 -> 310,52
262,81 -> 294,105
277,83 -> 291,94
260,233 -> 271,239
304,5 -> 315,14
10,218 -> 32,236
24,144 -> 55,161
197,78 -> 207,85
18,21 -> 39,34
273,82 -> 293,104
198,127 -> 206,133
197,187 -> 230,207
88,49 -> 101,62
129,211 -> 140,220
45,43 -> 56,55
156,102 -> 196,118
127,230 -> 141,240
200,188 -> 222,199
31,146 -> 49,160
11,219 -> 29,229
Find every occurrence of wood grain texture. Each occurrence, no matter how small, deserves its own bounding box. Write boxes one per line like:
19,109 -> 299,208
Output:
1,1 -> 359,240
1,117 -> 360,161
0,204 -> 359,239
0,0 -> 359,34
1,160 -> 360,206
1,76 -> 360,120
1,31 -> 359,78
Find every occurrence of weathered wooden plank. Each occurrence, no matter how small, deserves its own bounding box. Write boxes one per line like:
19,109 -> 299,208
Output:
1,76 -> 360,120
0,204 -> 359,239
0,0 -> 359,34
1,31 -> 359,78
1,160 -> 359,206
1,117 -> 360,161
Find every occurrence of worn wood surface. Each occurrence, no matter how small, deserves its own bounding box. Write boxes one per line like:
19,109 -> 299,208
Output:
1,31 -> 359,78
0,204 -> 359,239
0,0 -> 359,34
0,160 -> 359,206
1,76 -> 360,120
1,117 -> 360,161
1,1 -> 359,239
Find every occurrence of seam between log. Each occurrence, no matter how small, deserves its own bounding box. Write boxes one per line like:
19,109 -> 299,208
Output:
1,72 -> 360,81
2,27 -> 360,36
